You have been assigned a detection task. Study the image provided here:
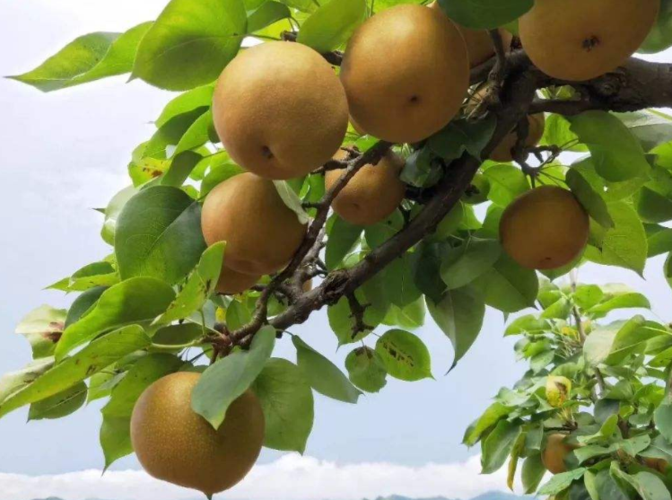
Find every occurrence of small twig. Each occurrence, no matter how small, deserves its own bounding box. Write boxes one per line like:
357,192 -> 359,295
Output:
346,293 -> 373,338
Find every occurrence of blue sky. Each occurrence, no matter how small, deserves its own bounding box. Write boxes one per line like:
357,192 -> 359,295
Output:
0,1 -> 671,499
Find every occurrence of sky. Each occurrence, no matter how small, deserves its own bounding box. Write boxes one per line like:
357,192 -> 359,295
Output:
0,1 -> 671,499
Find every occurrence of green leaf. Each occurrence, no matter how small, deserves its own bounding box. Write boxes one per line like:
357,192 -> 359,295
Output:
10,23 -> 152,92
65,286 -> 108,328
247,2 -> 292,33
55,278 -> 175,360
566,169 -> 614,228
172,111 -> 214,156
298,0 -> 366,53
102,353 -> 184,419
133,0 -> 247,90
153,323 -> 204,348
618,110 -> 672,151
574,284 -> 605,311
153,243 -> 225,325
50,261 -> 119,292
157,85 -> 215,127
344,347 -> 387,393
587,292 -> 650,318
382,254 -> 422,307
427,287 -> 485,370
655,400 -> 672,443
585,202 -> 648,276
436,0 -> 533,29
0,358 -> 55,405
569,111 -> 650,182
400,147 -> 441,188
411,241 -> 448,303
540,114 -> 587,153
483,164 -> 530,207
326,216 -> 364,270
200,153 -> 245,196
15,305 -> 66,359
640,0 -> 672,53
375,329 -> 432,381
539,468 -> 587,496
273,181 -> 311,225
161,151 -> 204,188
428,116 -> 497,161
472,253 -> 539,313
116,186 -> 206,284
463,402 -> 513,446
505,315 -> 550,336
99,353 -> 185,467
88,371 -> 123,403
522,454 -> 546,494
100,416 -> 133,470
192,327 -> 275,429
365,210 -> 404,249
252,358 -> 314,453
481,420 -> 522,474
0,325 -> 149,419
327,290 -> 383,345
293,337 -> 361,403
101,186 -> 138,245
28,382 -> 87,421
440,239 -> 502,290
144,107 -> 209,159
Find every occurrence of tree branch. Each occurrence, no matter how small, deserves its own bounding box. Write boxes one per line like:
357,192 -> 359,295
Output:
223,53 -> 672,349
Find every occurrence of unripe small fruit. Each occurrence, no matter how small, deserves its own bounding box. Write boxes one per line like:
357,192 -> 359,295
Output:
546,376 -> 572,408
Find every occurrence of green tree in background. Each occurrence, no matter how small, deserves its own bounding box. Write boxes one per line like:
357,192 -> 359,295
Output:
4,0 -> 672,498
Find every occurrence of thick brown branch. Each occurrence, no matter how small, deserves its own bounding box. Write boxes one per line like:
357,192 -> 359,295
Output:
227,53 -> 672,344
228,142 -> 391,343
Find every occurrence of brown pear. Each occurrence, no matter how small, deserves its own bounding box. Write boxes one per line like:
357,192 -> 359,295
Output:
325,150 -> 406,226
131,372 -> 265,496
213,42 -> 349,179
500,186 -> 589,270
202,173 -> 307,275
542,433 -> 577,474
341,4 -> 469,144
490,113 -> 546,162
520,0 -> 659,81
216,266 -> 261,295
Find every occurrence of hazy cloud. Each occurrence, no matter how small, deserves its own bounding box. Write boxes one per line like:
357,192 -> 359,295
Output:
0,454 -> 513,500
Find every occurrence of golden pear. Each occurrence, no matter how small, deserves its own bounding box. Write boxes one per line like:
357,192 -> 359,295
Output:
519,0 -> 659,81
542,433 -> 577,474
131,372 -> 265,496
490,113 -> 546,162
500,186 -> 589,270
202,173 -> 306,275
213,42 -> 349,179
325,150 -> 405,226
216,265 -> 260,295
341,4 -> 469,143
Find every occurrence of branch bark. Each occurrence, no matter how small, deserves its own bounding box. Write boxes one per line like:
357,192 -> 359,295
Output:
225,52 -> 672,346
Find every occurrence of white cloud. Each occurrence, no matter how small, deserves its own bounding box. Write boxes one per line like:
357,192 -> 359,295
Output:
0,454 -> 515,500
